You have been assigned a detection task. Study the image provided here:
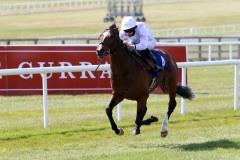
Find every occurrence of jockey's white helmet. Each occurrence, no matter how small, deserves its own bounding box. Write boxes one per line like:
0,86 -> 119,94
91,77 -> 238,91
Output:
121,16 -> 136,30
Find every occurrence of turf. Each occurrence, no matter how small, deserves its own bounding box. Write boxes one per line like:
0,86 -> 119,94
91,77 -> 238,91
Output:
0,1 -> 240,159
0,66 -> 239,160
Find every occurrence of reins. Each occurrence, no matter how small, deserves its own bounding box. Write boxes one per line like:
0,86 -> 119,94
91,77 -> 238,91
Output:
110,30 -> 137,76
96,27 -> 143,76
94,51 -> 108,73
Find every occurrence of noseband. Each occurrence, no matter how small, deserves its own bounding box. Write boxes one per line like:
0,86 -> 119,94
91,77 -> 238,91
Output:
98,42 -> 111,56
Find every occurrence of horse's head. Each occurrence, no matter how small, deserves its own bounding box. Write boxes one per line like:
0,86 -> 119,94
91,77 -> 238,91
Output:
96,23 -> 121,59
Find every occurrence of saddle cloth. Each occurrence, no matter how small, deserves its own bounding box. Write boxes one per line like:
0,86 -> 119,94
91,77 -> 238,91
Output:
136,49 -> 168,78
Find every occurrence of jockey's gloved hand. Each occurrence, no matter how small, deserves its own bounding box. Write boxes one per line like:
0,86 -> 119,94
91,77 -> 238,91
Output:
123,40 -> 135,50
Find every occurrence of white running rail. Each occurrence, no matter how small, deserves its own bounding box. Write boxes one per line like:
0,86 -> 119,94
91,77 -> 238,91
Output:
0,60 -> 239,128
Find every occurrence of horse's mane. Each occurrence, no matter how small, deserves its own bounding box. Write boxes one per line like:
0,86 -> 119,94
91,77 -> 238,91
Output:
99,23 -> 120,42
108,23 -> 120,38
108,23 -> 124,49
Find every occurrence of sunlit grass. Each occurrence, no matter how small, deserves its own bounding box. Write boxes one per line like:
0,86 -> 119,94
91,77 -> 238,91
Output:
0,66 -> 239,159
0,0 -> 240,159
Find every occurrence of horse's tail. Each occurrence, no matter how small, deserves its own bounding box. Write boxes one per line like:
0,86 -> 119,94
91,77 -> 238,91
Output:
176,85 -> 195,100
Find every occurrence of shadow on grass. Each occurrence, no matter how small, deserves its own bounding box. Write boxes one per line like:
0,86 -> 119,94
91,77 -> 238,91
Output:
0,127 -> 108,141
131,139 -> 240,151
0,122 -> 137,142
177,139 -> 240,151
170,114 -> 240,124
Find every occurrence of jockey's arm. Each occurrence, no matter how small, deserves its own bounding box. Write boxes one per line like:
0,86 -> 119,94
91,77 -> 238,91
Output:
135,35 -> 148,50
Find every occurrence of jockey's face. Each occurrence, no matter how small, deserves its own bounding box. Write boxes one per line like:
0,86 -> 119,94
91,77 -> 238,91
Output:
125,31 -> 134,37
124,27 -> 135,37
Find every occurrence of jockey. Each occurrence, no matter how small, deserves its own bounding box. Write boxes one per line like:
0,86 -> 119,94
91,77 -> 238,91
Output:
119,16 -> 161,73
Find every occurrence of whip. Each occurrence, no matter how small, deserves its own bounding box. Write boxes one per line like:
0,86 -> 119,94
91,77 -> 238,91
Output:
94,53 -> 107,73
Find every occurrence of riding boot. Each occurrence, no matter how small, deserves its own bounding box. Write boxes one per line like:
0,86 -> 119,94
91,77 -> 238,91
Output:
145,49 -> 162,73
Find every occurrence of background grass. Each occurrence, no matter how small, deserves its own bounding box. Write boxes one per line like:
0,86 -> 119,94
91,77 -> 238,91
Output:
0,0 -> 240,38
0,66 -> 239,160
0,0 -> 240,159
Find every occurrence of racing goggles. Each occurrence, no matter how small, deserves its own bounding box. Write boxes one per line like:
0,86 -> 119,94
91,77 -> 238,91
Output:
124,28 -> 135,33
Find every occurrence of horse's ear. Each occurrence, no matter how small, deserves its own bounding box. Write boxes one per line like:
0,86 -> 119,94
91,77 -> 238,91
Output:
109,23 -> 117,30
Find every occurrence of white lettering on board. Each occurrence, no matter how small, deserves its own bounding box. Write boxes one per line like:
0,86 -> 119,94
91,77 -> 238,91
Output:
99,62 -> 111,78
18,62 -> 33,79
15,61 -> 110,80
59,62 -> 76,79
38,62 -> 54,79
79,62 -> 96,79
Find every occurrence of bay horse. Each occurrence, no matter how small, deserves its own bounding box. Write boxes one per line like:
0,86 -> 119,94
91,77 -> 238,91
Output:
96,24 -> 194,137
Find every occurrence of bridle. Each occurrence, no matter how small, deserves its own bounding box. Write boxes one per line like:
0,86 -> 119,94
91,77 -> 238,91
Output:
95,27 -> 134,75
98,41 -> 110,57
98,28 -> 123,55
95,29 -> 114,72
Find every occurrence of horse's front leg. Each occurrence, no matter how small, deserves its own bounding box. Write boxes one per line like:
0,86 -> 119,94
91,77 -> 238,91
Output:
106,94 -> 124,135
133,97 -> 148,135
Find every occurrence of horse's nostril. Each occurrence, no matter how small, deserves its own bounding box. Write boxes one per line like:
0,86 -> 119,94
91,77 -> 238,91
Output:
96,50 -> 102,55
96,50 -> 104,59
97,49 -> 106,55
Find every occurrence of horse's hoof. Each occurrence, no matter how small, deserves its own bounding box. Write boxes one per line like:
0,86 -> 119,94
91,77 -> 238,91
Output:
118,128 -> 124,135
132,128 -> 140,135
150,116 -> 158,122
161,130 -> 168,138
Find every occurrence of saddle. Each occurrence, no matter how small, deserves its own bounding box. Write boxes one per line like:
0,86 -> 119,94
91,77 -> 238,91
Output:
131,49 -> 168,74
129,49 -> 169,91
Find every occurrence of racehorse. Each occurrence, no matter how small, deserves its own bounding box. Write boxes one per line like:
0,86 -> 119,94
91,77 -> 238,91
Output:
96,24 -> 194,137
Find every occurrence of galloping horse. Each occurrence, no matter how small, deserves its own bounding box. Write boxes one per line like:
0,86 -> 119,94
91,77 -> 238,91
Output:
96,24 -> 194,137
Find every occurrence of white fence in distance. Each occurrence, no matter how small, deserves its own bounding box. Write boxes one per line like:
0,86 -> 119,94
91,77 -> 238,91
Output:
153,25 -> 240,37
0,60 -> 239,128
157,41 -> 240,61
43,25 -> 240,39
0,0 -> 199,16
0,0 -> 107,15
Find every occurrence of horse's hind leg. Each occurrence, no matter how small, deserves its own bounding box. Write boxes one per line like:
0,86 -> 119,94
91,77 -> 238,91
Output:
160,78 -> 177,138
106,94 -> 124,135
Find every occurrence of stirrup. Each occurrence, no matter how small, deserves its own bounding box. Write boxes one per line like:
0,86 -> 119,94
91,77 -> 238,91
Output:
149,78 -> 156,91
153,65 -> 162,73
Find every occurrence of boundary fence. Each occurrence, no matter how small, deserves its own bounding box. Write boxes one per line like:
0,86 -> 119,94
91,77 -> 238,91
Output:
1,36 -> 240,45
39,25 -> 240,38
0,0 -> 107,15
156,41 -> 240,61
1,38 -> 240,61
0,60 -> 239,128
0,0 -> 198,15
153,25 -> 240,37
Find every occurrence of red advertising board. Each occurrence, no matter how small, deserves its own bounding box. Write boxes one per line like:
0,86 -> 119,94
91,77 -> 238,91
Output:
0,45 -> 186,95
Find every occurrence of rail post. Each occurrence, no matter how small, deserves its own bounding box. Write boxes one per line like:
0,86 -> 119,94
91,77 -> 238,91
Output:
238,38 -> 240,58
198,38 -> 202,60
117,103 -> 122,121
217,37 -> 222,60
234,65 -> 239,110
229,45 -> 233,60
208,45 -> 212,61
41,73 -> 48,128
181,67 -> 187,114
